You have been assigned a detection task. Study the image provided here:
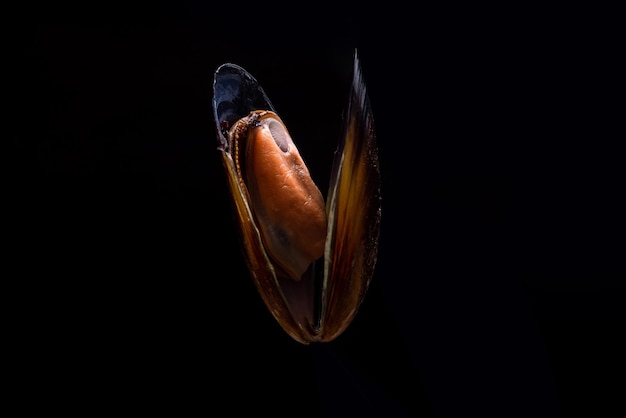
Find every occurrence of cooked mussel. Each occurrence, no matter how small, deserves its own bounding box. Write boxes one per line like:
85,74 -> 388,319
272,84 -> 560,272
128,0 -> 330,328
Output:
212,51 -> 381,344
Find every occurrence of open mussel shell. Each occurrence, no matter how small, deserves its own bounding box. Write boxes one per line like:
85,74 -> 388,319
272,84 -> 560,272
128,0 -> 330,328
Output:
212,52 -> 381,344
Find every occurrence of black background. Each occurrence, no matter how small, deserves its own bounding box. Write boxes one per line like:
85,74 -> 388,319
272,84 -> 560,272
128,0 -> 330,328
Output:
10,2 -> 624,417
